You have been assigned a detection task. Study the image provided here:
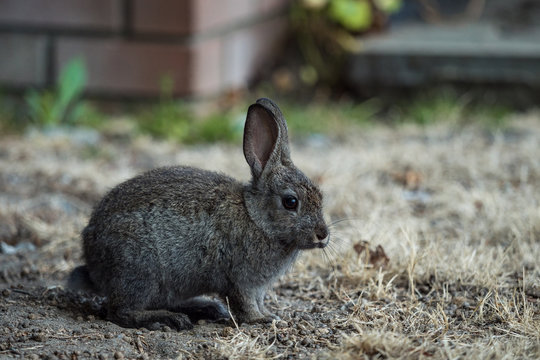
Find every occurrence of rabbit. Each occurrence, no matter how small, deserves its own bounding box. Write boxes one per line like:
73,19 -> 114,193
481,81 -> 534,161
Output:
67,98 -> 330,330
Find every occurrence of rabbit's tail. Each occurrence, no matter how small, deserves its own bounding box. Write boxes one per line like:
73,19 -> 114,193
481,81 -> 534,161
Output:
67,265 -> 97,293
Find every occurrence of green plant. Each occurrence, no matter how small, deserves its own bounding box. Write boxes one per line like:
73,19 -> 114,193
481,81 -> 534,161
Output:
0,92 -> 20,133
136,76 -> 191,141
395,89 -> 510,128
291,0 -> 403,86
137,103 -> 191,141
404,90 -> 464,125
188,112 -> 242,144
136,76 -> 241,144
281,99 -> 380,137
473,104 -> 510,129
25,58 -> 88,126
303,0 -> 402,32
136,99 -> 192,142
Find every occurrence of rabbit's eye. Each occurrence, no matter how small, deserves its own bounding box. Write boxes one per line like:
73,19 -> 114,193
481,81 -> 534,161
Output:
282,195 -> 298,211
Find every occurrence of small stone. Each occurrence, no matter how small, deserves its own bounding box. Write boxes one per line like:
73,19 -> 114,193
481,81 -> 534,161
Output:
221,327 -> 235,336
31,333 -> 47,342
276,320 -> 288,328
114,351 -> 124,359
284,340 -> 294,347
28,313 -> 38,320
316,328 -> 329,336
266,349 -> 276,357
1,289 -> 10,297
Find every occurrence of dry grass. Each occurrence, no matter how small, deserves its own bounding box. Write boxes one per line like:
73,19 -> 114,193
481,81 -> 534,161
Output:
0,110 -> 539,359
296,113 -> 540,359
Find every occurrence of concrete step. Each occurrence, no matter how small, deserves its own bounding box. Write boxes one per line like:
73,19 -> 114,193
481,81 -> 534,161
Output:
348,22 -> 540,90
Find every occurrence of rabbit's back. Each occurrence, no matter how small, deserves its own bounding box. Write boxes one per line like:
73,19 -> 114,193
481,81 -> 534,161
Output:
89,166 -> 241,217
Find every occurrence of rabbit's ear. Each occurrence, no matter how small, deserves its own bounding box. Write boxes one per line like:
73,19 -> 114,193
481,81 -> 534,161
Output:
243,98 -> 291,181
254,98 -> 291,163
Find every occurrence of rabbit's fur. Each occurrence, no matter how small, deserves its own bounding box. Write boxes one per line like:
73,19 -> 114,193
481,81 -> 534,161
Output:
68,98 -> 329,330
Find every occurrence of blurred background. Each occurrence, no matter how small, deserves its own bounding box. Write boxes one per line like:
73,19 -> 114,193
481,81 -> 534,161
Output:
0,0 -> 539,140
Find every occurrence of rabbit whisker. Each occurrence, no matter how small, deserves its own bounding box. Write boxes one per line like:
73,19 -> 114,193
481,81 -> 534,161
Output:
328,217 -> 361,228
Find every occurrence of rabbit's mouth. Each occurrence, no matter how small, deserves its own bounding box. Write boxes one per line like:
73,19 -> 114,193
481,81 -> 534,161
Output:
316,240 -> 329,248
297,233 -> 330,250
314,234 -> 330,249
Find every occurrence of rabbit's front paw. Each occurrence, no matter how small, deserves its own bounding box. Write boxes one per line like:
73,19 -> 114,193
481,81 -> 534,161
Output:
236,312 -> 279,325
252,315 -> 281,324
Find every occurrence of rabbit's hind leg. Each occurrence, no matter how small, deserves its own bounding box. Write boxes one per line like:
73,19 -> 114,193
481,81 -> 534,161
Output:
103,263 -> 193,330
171,297 -> 230,322
108,307 -> 193,331
106,288 -> 193,330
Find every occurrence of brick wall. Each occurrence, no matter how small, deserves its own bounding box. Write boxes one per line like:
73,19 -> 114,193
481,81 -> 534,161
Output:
0,0 -> 289,97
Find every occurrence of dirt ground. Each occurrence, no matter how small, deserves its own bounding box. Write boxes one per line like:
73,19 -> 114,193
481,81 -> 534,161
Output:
0,112 -> 539,359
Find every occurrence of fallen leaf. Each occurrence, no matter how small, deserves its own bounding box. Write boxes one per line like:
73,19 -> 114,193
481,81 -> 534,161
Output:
354,241 -> 390,268
391,166 -> 423,190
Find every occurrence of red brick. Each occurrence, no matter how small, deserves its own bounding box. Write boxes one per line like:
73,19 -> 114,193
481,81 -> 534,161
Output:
259,0 -> 290,13
56,39 -> 192,96
222,17 -> 288,89
0,34 -> 47,87
0,0 -> 291,97
132,0 -> 289,35
0,0 -> 123,31
131,0 -> 192,35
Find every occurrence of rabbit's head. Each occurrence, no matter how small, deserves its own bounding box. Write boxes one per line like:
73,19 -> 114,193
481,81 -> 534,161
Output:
243,98 -> 329,250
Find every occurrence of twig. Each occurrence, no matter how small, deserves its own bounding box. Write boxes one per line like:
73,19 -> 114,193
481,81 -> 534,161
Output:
11,289 -> 36,297
225,296 -> 239,330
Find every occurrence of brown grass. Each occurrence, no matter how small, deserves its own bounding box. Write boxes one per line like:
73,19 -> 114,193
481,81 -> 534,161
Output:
300,113 -> 540,359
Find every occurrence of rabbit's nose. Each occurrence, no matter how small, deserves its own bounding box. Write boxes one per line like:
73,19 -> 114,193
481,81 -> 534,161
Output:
315,226 -> 329,241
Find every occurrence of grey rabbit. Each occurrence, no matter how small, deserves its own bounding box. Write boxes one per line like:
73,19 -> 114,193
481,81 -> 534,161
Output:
68,98 -> 330,330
